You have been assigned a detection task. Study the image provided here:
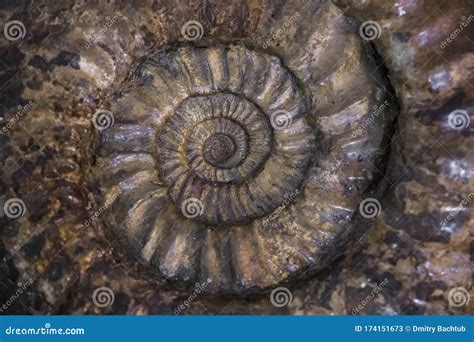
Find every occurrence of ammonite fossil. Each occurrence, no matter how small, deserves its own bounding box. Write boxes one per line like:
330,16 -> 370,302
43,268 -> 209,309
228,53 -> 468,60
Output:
2,0 -> 471,315
92,5 -> 395,294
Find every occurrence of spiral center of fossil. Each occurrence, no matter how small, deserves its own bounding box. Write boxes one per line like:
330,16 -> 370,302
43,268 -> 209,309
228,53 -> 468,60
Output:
204,133 -> 237,167
152,47 -> 315,225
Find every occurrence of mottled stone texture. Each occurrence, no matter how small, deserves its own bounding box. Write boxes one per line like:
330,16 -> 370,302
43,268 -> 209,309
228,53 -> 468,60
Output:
0,0 -> 472,315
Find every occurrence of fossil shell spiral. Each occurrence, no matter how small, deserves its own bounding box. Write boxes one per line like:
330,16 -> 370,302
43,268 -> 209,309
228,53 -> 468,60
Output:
155,46 -> 315,225
92,4 -> 395,294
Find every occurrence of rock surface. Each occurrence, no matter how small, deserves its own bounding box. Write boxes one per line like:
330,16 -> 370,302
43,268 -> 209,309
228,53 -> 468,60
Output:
0,0 -> 472,315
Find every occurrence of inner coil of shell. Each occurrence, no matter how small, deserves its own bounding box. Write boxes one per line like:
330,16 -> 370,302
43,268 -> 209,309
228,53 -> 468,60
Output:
151,46 -> 315,226
92,41 -> 393,294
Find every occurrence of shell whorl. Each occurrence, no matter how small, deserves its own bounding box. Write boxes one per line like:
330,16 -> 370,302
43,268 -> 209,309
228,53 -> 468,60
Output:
156,51 -> 314,224
118,45 -> 316,227
93,27 -> 394,293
